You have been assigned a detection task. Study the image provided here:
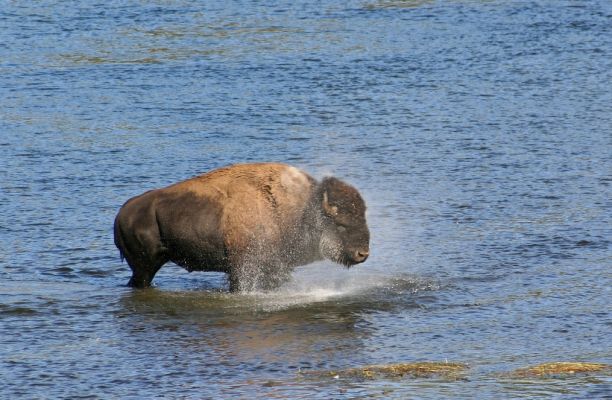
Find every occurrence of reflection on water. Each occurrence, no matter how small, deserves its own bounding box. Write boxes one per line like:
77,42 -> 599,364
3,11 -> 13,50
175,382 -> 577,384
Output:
119,270 -> 438,314
1,0 -> 611,398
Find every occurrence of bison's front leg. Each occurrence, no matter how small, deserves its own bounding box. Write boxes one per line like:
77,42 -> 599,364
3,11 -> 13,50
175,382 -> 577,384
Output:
224,223 -> 291,292
228,260 -> 291,292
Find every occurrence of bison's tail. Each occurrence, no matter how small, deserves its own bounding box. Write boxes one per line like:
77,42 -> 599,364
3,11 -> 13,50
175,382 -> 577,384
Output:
113,216 -> 126,263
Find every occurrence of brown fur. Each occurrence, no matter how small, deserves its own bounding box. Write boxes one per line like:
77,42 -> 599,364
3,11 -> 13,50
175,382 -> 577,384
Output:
114,163 -> 370,291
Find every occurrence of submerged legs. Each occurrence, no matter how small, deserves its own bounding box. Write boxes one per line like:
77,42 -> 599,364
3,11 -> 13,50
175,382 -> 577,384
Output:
228,261 -> 292,292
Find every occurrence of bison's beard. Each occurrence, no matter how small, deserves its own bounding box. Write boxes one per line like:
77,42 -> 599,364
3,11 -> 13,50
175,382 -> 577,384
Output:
319,233 -> 353,267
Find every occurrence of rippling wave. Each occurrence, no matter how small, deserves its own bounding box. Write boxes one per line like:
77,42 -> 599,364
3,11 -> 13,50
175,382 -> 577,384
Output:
1,0 -> 610,398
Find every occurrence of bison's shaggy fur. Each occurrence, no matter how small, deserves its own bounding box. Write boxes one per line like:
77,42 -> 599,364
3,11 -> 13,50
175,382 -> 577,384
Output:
114,163 -> 370,291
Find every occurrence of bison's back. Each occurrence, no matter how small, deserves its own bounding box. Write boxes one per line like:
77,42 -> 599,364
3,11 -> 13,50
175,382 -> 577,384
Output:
168,163 -> 314,205
164,163 -> 316,231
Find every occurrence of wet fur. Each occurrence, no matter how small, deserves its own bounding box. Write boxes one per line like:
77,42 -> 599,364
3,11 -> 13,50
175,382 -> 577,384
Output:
114,163 -> 369,291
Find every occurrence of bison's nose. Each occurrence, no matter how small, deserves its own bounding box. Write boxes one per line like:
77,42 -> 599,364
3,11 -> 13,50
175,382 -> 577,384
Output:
353,249 -> 369,263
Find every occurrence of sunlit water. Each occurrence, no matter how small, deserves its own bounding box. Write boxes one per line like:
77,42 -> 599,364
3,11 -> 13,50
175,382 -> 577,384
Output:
1,0 -> 611,398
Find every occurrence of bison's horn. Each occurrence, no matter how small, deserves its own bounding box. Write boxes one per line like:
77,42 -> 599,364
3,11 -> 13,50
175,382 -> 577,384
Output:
322,191 -> 338,216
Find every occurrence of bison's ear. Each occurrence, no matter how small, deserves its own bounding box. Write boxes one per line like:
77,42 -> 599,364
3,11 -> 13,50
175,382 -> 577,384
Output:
322,191 -> 338,216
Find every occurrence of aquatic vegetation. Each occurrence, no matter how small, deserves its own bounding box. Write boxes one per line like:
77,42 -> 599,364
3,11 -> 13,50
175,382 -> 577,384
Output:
510,362 -> 609,378
306,361 -> 611,382
364,0 -> 433,10
306,361 -> 468,380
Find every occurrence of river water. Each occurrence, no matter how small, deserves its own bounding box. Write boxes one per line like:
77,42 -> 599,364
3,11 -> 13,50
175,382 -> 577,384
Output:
1,1 -> 611,398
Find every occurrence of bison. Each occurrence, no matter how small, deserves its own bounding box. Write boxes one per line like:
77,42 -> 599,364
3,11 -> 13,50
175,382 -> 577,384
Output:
113,163 -> 370,291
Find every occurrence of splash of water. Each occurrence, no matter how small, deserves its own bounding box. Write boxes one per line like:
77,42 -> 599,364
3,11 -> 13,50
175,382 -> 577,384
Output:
240,263 -> 440,311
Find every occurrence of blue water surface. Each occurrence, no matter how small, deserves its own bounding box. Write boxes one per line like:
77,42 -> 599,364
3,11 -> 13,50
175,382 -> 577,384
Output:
1,1 -> 610,398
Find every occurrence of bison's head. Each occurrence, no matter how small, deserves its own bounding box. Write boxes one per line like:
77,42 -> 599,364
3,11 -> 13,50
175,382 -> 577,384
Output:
318,177 -> 370,266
